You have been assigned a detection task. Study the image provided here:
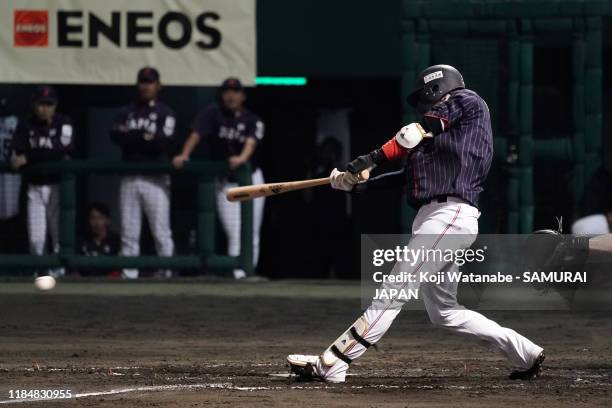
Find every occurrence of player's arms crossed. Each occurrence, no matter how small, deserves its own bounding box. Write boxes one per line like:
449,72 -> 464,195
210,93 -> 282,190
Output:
12,117 -> 74,169
109,106 -> 176,156
109,108 -> 143,147
141,110 -> 176,155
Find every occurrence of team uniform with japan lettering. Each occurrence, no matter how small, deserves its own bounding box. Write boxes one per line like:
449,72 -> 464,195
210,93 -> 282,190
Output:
14,113 -> 73,257
288,65 -> 545,382
192,103 -> 265,276
111,98 -> 176,278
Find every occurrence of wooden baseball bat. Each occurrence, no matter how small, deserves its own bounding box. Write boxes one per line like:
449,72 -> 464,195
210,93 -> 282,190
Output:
226,169 -> 370,202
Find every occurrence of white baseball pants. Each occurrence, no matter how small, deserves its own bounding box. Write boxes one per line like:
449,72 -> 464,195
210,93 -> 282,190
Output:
27,184 -> 59,255
319,198 -> 544,382
119,176 -> 174,277
216,168 -> 265,274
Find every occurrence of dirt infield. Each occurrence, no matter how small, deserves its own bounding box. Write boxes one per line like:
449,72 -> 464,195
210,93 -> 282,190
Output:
0,280 -> 610,407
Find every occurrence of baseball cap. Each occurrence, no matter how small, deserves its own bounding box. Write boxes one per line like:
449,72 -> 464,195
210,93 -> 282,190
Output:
88,202 -> 111,218
32,85 -> 58,104
220,77 -> 243,91
137,66 -> 160,83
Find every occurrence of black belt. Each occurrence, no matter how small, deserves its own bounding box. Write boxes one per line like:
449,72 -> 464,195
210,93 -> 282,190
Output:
424,195 -> 451,205
418,195 -> 477,209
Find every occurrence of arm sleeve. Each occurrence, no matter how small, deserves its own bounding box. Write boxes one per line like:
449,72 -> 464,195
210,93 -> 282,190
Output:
58,118 -> 74,156
161,110 -> 176,141
423,92 -> 474,131
25,117 -> 74,164
381,137 -> 409,161
245,117 -> 265,143
143,108 -> 176,155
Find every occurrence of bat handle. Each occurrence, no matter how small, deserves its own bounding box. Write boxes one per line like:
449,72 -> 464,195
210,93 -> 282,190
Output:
358,168 -> 371,182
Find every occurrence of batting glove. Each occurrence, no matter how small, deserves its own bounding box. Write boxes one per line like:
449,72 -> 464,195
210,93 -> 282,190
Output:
330,168 -> 359,191
394,123 -> 431,149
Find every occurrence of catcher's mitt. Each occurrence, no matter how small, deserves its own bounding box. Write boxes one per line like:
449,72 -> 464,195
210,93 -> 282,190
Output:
522,224 -> 590,301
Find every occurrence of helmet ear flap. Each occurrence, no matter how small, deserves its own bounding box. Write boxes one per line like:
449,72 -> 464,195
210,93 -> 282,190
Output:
407,64 -> 465,108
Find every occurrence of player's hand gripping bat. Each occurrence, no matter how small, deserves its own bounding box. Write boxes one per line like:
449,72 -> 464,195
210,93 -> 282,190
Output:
226,169 -> 370,202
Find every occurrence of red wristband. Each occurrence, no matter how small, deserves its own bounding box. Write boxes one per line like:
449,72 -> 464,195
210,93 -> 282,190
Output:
381,137 -> 408,160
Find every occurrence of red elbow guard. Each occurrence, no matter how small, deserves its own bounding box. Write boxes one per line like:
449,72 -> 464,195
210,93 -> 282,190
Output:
381,137 -> 408,160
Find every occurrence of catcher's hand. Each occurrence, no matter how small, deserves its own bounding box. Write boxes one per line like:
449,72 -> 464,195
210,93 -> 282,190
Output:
522,230 -> 589,300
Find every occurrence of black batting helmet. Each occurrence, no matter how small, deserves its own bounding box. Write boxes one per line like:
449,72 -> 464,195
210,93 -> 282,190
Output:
407,65 -> 465,113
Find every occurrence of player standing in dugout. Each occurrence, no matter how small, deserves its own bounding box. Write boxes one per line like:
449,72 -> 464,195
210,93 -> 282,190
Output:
110,67 -> 176,279
288,65 -> 546,382
11,86 -> 73,277
173,78 -> 265,280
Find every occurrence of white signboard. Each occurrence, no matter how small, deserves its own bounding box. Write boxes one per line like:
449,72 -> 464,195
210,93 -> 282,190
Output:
0,0 -> 256,85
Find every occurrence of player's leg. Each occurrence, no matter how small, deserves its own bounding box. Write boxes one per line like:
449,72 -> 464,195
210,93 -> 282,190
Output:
119,177 -> 142,279
141,176 -> 174,277
421,280 -> 544,373
27,185 -> 47,256
289,203 -> 463,382
215,179 -> 244,278
416,204 -> 544,377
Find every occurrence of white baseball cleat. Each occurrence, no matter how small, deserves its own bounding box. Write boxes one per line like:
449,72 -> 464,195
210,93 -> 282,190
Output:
286,354 -> 345,383
287,354 -> 322,381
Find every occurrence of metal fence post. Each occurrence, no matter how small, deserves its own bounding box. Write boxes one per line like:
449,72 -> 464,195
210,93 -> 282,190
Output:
59,172 -> 76,258
198,175 -> 215,262
236,165 -> 253,275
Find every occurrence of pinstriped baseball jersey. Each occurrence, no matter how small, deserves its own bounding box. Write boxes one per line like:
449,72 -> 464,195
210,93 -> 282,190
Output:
110,100 -> 176,162
407,88 -> 493,207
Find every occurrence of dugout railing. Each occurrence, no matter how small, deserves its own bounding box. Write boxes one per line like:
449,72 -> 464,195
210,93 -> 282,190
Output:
0,160 -> 254,275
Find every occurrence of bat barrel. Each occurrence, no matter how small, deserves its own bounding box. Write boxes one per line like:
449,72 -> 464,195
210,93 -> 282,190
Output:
226,169 -> 369,202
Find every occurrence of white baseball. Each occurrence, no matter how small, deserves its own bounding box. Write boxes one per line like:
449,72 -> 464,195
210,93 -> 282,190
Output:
34,276 -> 56,291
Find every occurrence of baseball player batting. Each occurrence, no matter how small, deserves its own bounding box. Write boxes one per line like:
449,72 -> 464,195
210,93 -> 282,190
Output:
287,65 -> 545,382
110,67 -> 176,279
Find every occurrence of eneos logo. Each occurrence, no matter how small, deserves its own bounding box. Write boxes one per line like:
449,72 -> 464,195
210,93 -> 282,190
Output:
14,10 -> 48,47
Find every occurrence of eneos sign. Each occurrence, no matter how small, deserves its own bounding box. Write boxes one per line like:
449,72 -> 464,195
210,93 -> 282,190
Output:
1,1 -> 256,85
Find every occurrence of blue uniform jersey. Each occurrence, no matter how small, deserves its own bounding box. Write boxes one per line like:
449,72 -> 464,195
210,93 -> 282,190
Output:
407,88 -> 493,207
14,113 -> 74,185
110,99 -> 176,162
192,103 -> 264,169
